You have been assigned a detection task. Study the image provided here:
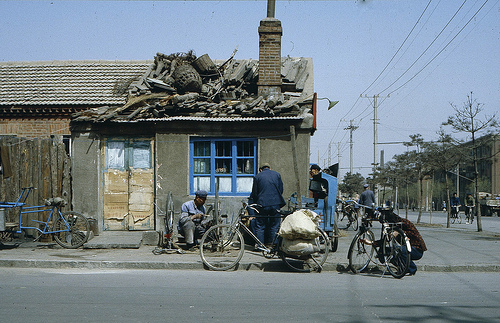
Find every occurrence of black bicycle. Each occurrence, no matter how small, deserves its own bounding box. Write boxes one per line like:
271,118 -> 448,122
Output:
337,199 -> 359,231
348,206 -> 411,279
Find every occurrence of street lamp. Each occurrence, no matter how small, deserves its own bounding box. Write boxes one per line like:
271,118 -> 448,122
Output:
317,97 -> 339,110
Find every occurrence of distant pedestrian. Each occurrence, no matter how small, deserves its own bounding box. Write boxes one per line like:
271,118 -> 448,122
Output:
248,163 -> 286,247
359,184 -> 376,218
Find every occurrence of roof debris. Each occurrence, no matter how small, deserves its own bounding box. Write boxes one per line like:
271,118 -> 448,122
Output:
72,51 -> 313,123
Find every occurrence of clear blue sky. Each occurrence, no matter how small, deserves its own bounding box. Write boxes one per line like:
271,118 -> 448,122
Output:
1,0 -> 499,178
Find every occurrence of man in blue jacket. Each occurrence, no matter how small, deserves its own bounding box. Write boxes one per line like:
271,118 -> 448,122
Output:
249,163 -> 286,247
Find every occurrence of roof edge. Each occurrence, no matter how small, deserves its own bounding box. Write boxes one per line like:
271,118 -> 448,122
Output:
0,60 -> 153,66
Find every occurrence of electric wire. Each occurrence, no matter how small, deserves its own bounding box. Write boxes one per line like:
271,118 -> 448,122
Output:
378,0 -> 468,95
387,0 -> 490,96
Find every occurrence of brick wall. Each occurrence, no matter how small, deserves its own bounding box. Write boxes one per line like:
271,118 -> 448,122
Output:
258,18 -> 282,97
0,118 -> 70,138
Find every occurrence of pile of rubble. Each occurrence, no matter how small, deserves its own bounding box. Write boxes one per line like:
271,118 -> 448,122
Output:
72,51 -> 313,123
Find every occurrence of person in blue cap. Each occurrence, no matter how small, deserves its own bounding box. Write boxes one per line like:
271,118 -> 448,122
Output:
178,190 -> 211,250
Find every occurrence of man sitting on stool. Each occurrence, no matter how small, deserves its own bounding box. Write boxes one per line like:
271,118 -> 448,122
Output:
178,190 -> 212,250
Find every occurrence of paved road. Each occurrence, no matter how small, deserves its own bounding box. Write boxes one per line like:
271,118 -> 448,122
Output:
1,268 -> 499,322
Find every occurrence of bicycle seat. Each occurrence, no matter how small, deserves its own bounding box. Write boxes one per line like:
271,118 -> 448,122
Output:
44,197 -> 67,207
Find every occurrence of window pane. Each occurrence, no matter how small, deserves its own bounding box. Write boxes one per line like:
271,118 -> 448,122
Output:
194,141 -> 210,157
217,177 -> 232,192
237,177 -> 253,193
215,141 -> 232,157
194,158 -> 210,174
237,141 -> 254,157
237,158 -> 254,174
132,142 -> 151,169
194,177 -> 211,192
107,141 -> 125,169
215,159 -> 232,174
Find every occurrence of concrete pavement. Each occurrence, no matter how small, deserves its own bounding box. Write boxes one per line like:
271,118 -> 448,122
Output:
0,212 -> 499,272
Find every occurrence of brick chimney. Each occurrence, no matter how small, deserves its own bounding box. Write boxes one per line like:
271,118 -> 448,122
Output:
258,1 -> 282,97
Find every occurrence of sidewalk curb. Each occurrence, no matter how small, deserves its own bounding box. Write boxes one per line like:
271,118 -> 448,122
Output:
1,259 -> 499,272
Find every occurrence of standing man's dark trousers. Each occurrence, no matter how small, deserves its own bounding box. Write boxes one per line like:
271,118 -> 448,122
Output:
254,205 -> 281,245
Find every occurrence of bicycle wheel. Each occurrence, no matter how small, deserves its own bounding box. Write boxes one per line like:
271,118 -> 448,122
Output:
199,224 -> 245,271
350,213 -> 359,231
348,230 -> 375,274
457,213 -> 462,224
382,226 -> 410,279
53,211 -> 90,249
165,192 -> 174,234
280,228 -> 330,273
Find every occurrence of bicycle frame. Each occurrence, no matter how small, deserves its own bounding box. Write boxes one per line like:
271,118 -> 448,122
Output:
0,187 -> 72,235
19,204 -> 70,235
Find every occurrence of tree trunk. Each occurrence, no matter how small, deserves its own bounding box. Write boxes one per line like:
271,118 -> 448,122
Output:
445,172 -> 451,228
429,178 -> 434,224
473,132 -> 483,232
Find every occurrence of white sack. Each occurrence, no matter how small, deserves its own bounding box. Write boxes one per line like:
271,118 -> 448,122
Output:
280,238 -> 319,256
278,209 -> 320,240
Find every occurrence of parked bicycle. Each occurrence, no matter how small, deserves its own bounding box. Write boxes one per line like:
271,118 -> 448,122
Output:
348,205 -> 411,279
337,199 -> 358,231
451,205 -> 462,224
0,187 -> 90,248
199,202 -> 330,272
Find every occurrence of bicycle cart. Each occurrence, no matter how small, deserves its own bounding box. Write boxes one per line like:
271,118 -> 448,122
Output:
0,187 -> 90,248
199,203 -> 330,272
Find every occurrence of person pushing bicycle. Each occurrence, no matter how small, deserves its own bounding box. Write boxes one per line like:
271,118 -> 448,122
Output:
361,209 -> 427,276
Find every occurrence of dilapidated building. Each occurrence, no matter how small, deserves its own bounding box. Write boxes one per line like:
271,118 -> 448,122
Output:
1,11 -> 320,235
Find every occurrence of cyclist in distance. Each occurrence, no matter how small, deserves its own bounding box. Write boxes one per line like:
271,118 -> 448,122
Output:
464,192 -> 475,224
450,192 -> 461,220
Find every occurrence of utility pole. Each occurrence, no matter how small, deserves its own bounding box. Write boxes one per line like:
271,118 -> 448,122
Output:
344,119 -> 358,173
361,94 -> 389,205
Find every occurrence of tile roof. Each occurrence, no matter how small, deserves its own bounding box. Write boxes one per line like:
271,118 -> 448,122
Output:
0,60 -> 151,106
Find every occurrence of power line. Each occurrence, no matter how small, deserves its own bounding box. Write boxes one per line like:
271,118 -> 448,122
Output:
387,0 -> 490,96
378,0 -> 468,95
361,0 -> 434,95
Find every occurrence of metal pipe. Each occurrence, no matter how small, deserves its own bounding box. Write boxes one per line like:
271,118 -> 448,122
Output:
267,0 -> 275,18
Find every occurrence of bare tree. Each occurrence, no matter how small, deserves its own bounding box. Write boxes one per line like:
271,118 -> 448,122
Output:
443,92 -> 498,232
422,130 -> 463,228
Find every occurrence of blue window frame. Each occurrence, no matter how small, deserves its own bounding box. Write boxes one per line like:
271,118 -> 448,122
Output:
190,138 -> 257,196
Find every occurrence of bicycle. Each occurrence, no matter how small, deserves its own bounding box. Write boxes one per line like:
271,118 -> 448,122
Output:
347,206 -> 411,279
199,202 -> 330,272
0,187 -> 90,248
153,191 -> 184,255
465,205 -> 475,224
337,199 -> 358,231
450,205 -> 462,224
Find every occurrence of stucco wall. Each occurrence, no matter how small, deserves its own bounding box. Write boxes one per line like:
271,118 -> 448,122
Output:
72,122 -> 312,233
71,133 -> 100,228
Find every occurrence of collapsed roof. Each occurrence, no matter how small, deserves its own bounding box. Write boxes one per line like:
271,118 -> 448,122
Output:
71,51 -> 314,124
